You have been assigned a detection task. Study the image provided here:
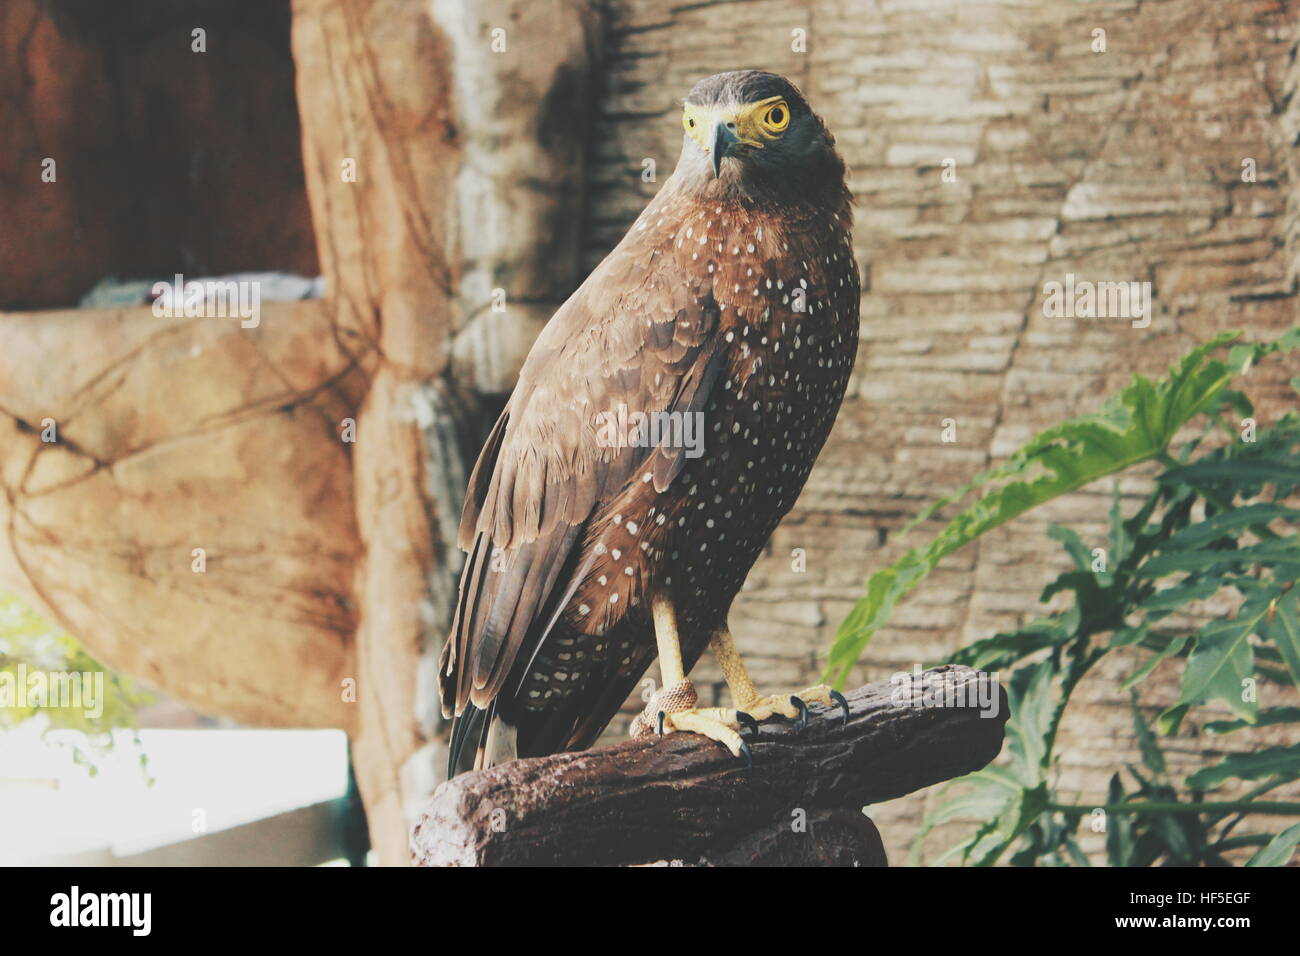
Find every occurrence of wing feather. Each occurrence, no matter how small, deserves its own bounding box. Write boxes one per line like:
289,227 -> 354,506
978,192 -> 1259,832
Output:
457,411 -> 508,552
440,200 -> 723,722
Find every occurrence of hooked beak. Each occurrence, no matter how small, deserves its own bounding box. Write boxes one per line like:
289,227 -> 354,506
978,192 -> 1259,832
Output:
710,120 -> 741,178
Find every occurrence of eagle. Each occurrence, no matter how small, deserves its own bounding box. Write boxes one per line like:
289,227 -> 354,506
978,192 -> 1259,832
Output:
440,70 -> 859,774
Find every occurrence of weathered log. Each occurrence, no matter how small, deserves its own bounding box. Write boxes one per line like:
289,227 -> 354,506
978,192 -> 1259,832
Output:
702,808 -> 888,867
411,664 -> 1007,866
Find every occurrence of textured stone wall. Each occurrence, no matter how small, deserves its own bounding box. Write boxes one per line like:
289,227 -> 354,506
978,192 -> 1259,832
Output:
584,0 -> 1300,862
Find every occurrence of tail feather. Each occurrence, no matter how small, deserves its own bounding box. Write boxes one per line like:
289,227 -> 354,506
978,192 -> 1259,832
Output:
446,703 -> 519,778
447,705 -> 484,777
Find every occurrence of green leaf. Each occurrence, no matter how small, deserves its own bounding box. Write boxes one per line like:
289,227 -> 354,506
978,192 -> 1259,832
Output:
1245,822 -> 1300,866
1228,343 -> 1256,375
1187,746 -> 1300,790
909,779 -> 1015,865
1138,578 -> 1222,618
1159,502 -> 1300,552
1160,457 -> 1300,490
1163,599 -> 1267,725
1121,635 -> 1187,690
1004,660 -> 1060,785
1139,537 -> 1300,578
1204,706 -> 1300,735
1109,622 -> 1149,648
1048,523 -> 1095,572
947,623 -> 1067,671
1107,483 -> 1130,568
1130,693 -> 1166,776
1157,703 -> 1190,736
1264,590 -> 1300,692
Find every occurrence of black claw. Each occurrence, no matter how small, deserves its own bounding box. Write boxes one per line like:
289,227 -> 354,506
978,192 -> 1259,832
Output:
830,689 -> 850,728
738,739 -> 753,771
657,710 -> 666,736
791,695 -> 808,732
737,711 -> 760,737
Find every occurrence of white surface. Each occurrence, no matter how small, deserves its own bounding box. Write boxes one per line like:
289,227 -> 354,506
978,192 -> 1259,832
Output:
0,724 -> 348,864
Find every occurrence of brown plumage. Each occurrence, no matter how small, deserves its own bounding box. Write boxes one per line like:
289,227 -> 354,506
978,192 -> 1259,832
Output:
440,70 -> 859,773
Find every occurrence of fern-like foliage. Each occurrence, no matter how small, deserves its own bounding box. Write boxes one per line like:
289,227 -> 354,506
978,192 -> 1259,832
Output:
825,328 -> 1300,687
898,329 -> 1300,865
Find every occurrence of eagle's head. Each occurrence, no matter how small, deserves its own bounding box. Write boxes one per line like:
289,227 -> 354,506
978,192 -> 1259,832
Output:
676,70 -> 843,201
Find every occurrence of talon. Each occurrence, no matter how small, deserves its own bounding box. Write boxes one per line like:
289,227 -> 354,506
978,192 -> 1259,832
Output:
739,739 -> 753,770
737,711 -> 759,737
830,689 -> 850,728
791,695 -> 808,732
657,710 -> 666,736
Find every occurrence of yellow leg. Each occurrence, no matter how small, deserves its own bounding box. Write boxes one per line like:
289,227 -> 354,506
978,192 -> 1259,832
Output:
709,627 -> 846,724
631,597 -> 746,758
652,597 -> 686,686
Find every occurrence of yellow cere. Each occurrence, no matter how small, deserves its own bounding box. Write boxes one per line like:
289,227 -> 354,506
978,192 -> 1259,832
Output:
682,95 -> 790,152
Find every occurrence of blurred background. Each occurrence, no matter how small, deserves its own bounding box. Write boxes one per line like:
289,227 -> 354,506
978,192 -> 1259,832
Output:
1,0 -> 1297,865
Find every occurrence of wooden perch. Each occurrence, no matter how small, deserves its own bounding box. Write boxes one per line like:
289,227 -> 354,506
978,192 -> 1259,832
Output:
412,664 -> 1008,866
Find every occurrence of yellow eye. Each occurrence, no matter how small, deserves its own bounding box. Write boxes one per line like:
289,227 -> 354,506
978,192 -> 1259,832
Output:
683,112 -> 696,132
760,101 -> 789,134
